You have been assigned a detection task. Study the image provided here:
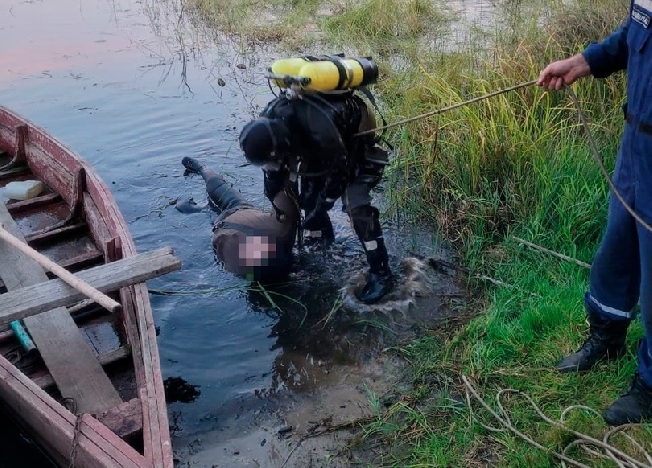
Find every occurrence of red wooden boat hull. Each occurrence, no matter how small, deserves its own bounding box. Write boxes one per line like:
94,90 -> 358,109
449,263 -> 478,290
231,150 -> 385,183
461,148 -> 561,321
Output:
0,106 -> 173,467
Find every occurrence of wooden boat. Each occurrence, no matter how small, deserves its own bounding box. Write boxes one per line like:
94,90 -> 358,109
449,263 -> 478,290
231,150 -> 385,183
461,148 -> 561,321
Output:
0,105 -> 179,467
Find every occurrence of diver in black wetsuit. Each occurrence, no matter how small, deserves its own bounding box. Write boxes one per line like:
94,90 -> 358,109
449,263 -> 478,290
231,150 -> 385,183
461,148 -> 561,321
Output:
238,89 -> 393,304
178,156 -> 299,282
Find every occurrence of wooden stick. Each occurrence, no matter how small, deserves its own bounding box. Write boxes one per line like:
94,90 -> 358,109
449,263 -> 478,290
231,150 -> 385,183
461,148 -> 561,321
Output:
0,223 -> 121,313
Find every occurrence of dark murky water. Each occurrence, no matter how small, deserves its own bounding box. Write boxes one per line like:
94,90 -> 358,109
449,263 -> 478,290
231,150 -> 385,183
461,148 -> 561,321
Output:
0,1 -> 483,466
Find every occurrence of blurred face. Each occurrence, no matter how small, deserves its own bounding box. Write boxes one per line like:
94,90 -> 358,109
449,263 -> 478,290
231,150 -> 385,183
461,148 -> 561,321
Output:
238,235 -> 278,267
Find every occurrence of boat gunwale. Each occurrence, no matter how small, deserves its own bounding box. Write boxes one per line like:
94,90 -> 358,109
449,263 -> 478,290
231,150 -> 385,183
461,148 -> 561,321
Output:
0,105 -> 172,468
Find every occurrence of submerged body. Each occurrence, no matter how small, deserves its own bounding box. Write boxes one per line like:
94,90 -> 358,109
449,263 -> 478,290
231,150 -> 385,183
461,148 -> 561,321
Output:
180,157 -> 299,281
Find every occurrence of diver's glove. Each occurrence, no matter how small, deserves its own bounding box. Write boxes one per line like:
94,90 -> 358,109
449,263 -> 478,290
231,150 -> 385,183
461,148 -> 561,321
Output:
302,195 -> 336,231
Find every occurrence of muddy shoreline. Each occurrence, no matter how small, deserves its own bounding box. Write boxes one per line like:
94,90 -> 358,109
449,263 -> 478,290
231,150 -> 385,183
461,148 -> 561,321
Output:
172,255 -> 469,467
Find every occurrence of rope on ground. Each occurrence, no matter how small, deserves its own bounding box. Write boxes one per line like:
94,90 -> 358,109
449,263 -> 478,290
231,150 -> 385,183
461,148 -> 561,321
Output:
462,375 -> 652,468
512,236 -> 591,269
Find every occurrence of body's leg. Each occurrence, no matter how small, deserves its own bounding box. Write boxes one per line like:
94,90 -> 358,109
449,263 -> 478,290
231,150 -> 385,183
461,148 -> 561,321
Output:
182,156 -> 250,212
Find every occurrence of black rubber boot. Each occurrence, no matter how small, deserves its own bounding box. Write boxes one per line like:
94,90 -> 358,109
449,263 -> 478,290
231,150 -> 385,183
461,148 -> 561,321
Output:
349,205 -> 393,304
603,373 -> 652,425
182,156 -> 205,175
556,308 -> 628,373
357,239 -> 393,304
182,156 -> 250,212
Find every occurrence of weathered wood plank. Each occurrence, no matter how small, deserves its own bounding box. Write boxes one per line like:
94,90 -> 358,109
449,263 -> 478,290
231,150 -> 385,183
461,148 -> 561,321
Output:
0,165 -> 29,180
6,192 -> 61,213
0,247 -> 181,325
0,224 -> 122,314
0,201 -> 122,414
59,248 -> 104,271
33,346 -> 131,389
97,398 -> 143,440
132,284 -> 173,467
24,221 -> 87,245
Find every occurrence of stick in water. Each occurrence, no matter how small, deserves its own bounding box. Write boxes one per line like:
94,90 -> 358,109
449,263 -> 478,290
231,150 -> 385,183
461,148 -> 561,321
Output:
0,223 -> 122,313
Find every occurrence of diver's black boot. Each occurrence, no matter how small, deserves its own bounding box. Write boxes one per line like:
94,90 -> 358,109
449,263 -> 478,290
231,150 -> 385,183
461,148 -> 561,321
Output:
357,238 -> 393,304
556,309 -> 628,373
603,373 -> 652,425
182,156 -> 205,175
350,205 -> 393,304
358,271 -> 393,304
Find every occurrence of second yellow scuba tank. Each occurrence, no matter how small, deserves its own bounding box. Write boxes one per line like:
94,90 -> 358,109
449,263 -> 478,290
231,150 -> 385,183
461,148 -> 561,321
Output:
268,55 -> 378,92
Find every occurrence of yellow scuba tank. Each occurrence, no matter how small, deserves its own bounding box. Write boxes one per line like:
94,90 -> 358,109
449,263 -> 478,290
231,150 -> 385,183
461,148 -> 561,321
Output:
268,56 -> 378,92
269,57 -> 310,88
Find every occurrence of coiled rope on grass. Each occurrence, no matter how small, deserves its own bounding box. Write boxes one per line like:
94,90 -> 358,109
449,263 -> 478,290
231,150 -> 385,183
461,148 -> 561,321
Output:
463,375 -> 652,468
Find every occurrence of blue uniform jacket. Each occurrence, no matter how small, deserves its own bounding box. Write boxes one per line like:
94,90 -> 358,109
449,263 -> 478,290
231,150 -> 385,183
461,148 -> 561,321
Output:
582,0 -> 652,123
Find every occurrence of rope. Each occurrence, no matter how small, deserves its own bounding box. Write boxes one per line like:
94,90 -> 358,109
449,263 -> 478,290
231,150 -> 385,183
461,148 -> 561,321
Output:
366,81 -> 652,465
352,77 -> 652,250
565,85 -> 652,233
462,375 -> 652,468
63,398 -> 83,468
354,79 -> 539,137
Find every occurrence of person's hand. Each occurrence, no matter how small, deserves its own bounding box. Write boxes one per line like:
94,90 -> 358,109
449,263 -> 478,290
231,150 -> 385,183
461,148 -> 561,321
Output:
537,54 -> 591,90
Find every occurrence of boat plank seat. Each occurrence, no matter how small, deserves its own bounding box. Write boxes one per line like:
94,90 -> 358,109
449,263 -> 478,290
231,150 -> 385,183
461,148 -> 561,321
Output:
0,246 -> 181,325
0,201 -> 122,414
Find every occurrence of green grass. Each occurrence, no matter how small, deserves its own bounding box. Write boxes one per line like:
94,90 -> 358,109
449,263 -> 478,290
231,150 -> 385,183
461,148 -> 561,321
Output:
186,0 -> 648,465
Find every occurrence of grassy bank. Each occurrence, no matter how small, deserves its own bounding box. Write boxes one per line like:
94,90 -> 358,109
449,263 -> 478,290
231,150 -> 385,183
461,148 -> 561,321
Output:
188,0 -> 648,465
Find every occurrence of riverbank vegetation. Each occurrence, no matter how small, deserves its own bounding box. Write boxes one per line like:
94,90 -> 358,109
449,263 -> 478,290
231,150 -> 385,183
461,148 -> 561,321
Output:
188,0 -> 648,465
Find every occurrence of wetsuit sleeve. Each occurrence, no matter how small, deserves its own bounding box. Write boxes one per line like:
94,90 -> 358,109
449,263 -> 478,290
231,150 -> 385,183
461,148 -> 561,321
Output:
264,168 -> 288,203
582,11 -> 630,78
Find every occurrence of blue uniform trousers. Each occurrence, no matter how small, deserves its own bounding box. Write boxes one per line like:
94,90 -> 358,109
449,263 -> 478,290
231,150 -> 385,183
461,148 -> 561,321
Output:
587,119 -> 652,386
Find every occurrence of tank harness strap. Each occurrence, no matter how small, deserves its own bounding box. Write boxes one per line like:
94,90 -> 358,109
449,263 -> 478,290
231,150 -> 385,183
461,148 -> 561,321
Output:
329,57 -> 348,90
356,86 -> 393,150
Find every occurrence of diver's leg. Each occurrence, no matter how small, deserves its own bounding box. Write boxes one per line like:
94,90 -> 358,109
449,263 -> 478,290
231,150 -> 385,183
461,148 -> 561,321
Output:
182,156 -> 250,211
345,183 -> 393,304
301,176 -> 334,243
345,146 -> 392,303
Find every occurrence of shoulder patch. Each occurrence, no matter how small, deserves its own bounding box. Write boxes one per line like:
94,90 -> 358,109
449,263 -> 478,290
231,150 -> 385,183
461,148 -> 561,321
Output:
633,0 -> 652,27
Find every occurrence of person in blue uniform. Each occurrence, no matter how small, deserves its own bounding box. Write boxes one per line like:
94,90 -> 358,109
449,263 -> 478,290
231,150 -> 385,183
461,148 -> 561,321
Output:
238,89 -> 393,304
538,0 -> 652,425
